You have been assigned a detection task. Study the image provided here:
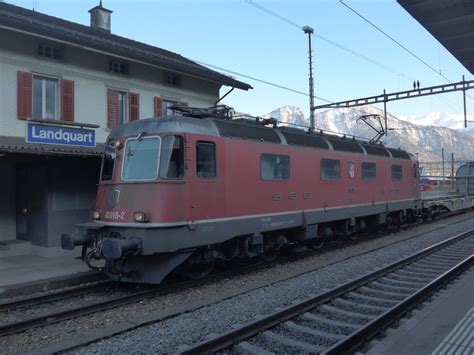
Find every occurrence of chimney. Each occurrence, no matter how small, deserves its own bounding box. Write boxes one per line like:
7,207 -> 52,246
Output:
89,1 -> 113,33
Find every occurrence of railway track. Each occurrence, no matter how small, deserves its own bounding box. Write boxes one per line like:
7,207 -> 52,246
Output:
0,259 -> 291,337
0,280 -> 113,312
0,227 -> 410,338
182,229 -> 474,354
2,217 -> 472,352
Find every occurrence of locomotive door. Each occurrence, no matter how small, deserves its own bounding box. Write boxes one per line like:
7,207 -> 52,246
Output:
188,136 -> 225,226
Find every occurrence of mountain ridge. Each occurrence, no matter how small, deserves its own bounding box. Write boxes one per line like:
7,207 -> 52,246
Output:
265,105 -> 474,162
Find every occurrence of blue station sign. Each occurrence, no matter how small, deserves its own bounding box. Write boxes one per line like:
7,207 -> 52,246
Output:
26,122 -> 96,147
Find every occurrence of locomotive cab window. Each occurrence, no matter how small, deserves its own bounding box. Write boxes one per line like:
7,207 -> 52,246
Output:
196,141 -> 216,178
122,136 -> 161,181
391,164 -> 403,181
260,154 -> 290,180
101,139 -> 116,181
160,135 -> 184,179
321,158 -> 340,181
362,162 -> 376,181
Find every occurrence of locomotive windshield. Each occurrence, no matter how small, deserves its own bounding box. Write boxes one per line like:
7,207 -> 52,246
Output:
101,139 -> 116,181
122,136 -> 161,181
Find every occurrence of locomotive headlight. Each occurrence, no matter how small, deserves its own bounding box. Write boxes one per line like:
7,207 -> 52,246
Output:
92,210 -> 101,220
134,212 -> 148,223
114,139 -> 123,150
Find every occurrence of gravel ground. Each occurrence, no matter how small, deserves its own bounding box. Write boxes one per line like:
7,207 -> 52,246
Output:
66,215 -> 474,354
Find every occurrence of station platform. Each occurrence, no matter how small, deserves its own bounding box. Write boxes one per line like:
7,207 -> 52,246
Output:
368,266 -> 474,355
0,253 -> 100,297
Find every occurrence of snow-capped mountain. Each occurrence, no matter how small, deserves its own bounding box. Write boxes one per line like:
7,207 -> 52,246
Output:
398,112 -> 473,131
265,106 -> 474,161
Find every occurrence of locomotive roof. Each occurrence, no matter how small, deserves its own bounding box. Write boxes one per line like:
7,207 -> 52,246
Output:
109,116 -> 413,160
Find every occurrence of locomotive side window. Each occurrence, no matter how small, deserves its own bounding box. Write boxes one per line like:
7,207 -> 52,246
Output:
260,154 -> 290,180
122,136 -> 161,181
362,162 -> 376,181
101,139 -> 116,181
391,164 -> 403,181
196,141 -> 216,178
160,135 -> 184,179
320,158 -> 340,181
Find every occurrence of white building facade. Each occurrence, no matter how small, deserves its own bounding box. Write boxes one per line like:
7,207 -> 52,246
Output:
0,2 -> 250,256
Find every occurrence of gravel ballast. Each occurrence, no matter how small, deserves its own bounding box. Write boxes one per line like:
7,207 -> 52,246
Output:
66,216 -> 474,354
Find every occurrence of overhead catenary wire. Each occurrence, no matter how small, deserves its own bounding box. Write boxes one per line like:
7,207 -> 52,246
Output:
245,0 -> 412,81
244,0 -> 402,120
192,58 -> 333,103
338,0 -> 473,101
339,0 -> 453,84
246,0 -> 469,118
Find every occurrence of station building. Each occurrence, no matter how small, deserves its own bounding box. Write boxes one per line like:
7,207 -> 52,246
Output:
0,1 -> 250,257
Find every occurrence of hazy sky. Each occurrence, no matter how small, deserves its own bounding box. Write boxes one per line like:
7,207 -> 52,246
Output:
8,0 -> 473,121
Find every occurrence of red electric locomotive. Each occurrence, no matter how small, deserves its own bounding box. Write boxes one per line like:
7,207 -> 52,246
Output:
62,106 -> 421,283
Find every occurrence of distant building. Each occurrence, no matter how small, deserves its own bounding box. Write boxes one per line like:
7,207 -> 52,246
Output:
0,2 -> 250,256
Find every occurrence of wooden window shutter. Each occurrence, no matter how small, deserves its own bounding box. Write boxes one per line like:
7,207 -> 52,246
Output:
154,97 -> 163,117
107,89 -> 119,129
179,101 -> 189,107
129,92 -> 139,121
17,71 -> 32,120
60,79 -> 74,122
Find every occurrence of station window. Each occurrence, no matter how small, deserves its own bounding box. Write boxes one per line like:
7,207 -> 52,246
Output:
38,44 -> 62,60
321,158 -> 340,181
108,59 -> 129,75
163,99 -> 180,116
117,91 -> 128,126
362,162 -> 376,181
160,135 -> 184,179
164,72 -> 181,87
33,75 -> 58,119
260,154 -> 290,180
196,141 -> 216,178
392,164 -> 403,181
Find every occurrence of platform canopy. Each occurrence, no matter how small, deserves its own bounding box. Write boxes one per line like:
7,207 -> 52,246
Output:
398,0 -> 474,74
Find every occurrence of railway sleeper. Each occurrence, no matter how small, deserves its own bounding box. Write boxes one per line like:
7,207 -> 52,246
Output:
412,260 -> 454,271
423,254 -> 462,263
301,312 -> 359,333
435,251 -> 473,258
346,291 -> 399,308
378,276 -> 426,288
261,330 -> 324,353
358,285 -> 408,300
369,280 -> 417,294
319,304 -> 375,324
282,321 -> 345,343
332,298 -> 388,315
394,268 -> 438,279
402,265 -> 443,276
390,271 -> 432,283
234,341 -> 274,355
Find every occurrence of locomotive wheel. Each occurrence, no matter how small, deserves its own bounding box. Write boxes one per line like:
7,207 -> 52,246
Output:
344,220 -> 357,241
183,262 -> 215,280
308,236 -> 325,250
260,234 -> 287,262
